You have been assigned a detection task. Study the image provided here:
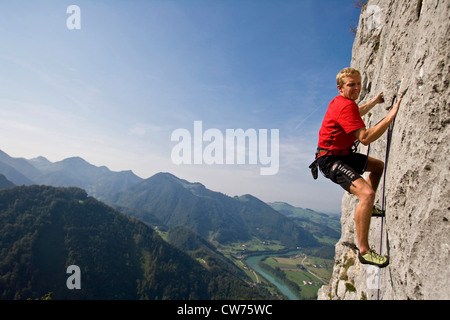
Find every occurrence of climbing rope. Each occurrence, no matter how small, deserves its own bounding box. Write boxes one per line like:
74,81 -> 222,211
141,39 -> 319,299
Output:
376,78 -> 406,300
377,118 -> 394,300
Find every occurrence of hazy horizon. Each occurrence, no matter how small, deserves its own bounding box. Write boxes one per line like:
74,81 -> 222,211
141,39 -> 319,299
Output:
0,1 -> 362,214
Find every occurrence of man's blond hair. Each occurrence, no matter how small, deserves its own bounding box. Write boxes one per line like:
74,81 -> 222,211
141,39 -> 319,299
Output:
336,67 -> 361,87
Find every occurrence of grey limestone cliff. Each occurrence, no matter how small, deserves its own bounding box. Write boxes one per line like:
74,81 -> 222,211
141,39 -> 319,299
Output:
318,0 -> 449,300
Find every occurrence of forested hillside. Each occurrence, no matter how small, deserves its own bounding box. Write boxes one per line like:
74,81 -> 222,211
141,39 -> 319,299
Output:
0,185 -> 271,300
0,174 -> 14,189
107,172 -> 318,248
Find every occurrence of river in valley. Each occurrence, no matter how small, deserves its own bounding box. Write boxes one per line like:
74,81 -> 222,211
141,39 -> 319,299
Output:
245,254 -> 299,300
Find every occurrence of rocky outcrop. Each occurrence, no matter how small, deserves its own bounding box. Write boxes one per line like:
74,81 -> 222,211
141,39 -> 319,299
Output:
318,0 -> 449,300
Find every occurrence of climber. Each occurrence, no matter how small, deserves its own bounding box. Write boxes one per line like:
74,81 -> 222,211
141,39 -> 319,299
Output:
315,67 -> 402,268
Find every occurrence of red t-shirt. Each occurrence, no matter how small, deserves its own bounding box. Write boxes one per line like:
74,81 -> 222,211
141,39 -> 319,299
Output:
318,95 -> 365,151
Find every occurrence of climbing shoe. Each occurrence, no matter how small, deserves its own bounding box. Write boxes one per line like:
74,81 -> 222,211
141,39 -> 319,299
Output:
371,206 -> 385,217
358,249 -> 389,268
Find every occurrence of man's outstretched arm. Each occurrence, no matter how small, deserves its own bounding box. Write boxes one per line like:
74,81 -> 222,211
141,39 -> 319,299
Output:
354,97 -> 402,146
359,91 -> 384,117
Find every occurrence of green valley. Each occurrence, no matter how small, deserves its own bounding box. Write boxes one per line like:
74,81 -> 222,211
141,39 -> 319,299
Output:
0,150 -> 340,300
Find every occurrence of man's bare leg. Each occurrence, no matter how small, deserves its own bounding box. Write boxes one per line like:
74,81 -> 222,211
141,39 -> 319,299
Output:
350,177 -> 375,254
349,157 -> 384,254
365,157 -> 384,193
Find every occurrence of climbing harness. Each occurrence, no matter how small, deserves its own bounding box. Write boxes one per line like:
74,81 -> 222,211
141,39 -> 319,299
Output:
309,157 -> 319,180
309,140 -> 367,182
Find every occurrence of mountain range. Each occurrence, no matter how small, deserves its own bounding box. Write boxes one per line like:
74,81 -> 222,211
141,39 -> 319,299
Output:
0,149 -> 339,299
268,202 -> 341,245
0,174 -> 15,189
0,149 -> 338,248
106,172 -> 319,247
0,185 -> 270,299
0,150 -> 142,200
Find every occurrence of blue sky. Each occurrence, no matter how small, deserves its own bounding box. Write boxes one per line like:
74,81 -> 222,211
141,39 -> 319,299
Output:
0,0 -> 362,213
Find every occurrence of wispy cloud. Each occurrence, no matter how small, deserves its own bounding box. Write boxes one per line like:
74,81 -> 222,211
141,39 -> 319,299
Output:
294,105 -> 322,130
0,119 -> 47,135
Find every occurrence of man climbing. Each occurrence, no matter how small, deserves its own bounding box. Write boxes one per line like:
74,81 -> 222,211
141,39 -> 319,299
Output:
315,67 -> 402,268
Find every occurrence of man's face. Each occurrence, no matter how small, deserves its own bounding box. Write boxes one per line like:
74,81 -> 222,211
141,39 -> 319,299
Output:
338,75 -> 361,101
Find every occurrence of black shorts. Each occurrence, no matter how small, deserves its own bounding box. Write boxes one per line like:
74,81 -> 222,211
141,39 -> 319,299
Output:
317,153 -> 367,192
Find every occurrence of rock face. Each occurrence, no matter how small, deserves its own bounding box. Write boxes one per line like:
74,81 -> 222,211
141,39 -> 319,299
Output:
318,0 -> 449,300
